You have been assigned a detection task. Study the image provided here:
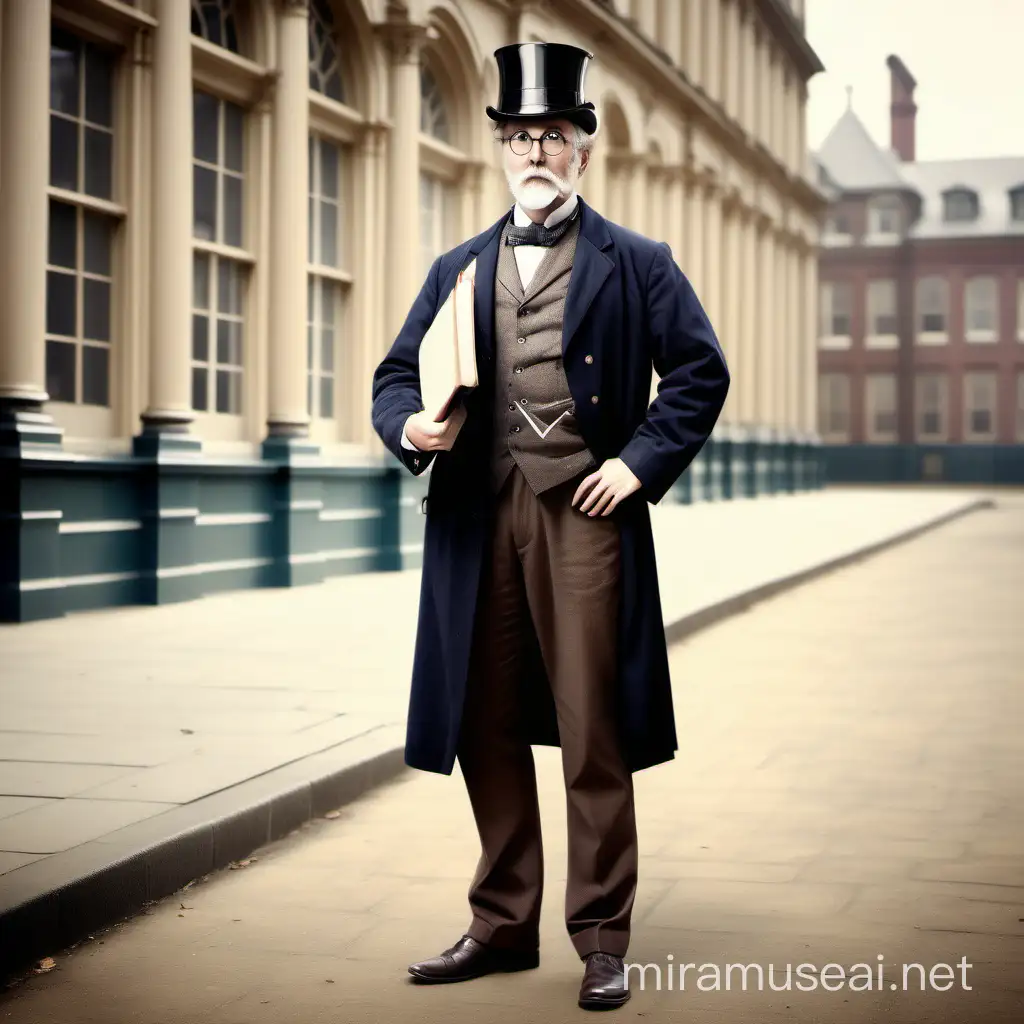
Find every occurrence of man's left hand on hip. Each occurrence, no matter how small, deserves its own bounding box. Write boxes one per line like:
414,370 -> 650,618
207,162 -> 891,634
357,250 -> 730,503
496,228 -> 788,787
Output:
572,459 -> 641,516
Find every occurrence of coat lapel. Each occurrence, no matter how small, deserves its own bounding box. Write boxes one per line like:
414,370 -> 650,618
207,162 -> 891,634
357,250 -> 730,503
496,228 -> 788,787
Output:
466,211 -> 509,369
562,198 -> 614,359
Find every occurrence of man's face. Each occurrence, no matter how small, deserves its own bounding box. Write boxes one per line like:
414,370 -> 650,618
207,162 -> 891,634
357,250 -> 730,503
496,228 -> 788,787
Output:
501,118 -> 590,211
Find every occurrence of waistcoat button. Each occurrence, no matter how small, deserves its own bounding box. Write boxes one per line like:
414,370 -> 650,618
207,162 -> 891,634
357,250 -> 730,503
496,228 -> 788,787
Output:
585,354 -> 594,364
508,403 -> 515,411
591,395 -> 599,404
514,367 -> 523,374
521,398 -> 528,405
511,425 -> 520,432
517,337 -> 526,344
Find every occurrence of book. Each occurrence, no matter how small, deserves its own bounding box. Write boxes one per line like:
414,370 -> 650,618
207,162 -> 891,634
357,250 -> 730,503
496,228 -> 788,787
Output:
418,259 -> 479,423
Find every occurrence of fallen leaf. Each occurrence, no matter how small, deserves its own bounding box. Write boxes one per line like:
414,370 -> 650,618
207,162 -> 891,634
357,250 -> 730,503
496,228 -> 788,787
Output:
34,958 -> 56,973
324,811 -> 341,819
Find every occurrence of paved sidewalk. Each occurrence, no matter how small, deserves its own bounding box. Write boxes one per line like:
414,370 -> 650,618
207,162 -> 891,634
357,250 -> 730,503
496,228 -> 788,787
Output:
1,490 -> 1020,1022
0,486 -> 994,979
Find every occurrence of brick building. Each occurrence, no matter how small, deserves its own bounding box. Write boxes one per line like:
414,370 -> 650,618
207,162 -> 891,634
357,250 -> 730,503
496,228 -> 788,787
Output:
814,55 -> 1024,484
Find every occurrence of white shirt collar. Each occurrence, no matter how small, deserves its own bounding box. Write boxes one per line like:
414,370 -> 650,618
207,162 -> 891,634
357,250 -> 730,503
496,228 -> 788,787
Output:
512,190 -> 579,230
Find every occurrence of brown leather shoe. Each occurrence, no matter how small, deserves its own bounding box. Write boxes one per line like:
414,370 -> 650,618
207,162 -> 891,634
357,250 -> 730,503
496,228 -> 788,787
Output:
408,934 -> 539,983
578,951 -> 631,1010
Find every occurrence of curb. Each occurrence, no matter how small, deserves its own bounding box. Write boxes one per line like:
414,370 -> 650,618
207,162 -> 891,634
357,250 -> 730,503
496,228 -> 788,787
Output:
0,496 -> 992,983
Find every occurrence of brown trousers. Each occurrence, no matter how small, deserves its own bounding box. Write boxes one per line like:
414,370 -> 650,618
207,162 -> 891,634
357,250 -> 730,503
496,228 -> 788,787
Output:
457,463 -> 637,959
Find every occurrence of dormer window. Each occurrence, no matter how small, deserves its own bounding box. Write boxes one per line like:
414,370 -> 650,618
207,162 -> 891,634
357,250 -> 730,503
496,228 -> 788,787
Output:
942,187 -> 978,223
867,196 -> 902,239
1010,186 -> 1024,222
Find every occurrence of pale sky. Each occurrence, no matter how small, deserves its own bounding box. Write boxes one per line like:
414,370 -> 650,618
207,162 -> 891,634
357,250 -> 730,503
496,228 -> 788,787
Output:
805,0 -> 1023,161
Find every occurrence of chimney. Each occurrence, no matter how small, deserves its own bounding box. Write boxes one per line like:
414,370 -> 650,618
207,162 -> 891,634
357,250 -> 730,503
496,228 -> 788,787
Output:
886,55 -> 917,162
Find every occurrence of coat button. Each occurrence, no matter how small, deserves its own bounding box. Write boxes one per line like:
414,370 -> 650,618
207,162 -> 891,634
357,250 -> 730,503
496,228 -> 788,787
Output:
508,403 -> 515,411
521,307 -> 530,315
591,395 -> 599,404
511,425 -> 520,432
585,354 -> 594,364
514,367 -> 523,374
521,398 -> 528,405
517,337 -> 526,344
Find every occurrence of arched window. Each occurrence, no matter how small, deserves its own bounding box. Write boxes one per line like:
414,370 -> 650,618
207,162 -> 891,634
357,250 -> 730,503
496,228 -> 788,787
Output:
420,65 -> 450,143
308,0 -> 344,103
191,0 -> 241,54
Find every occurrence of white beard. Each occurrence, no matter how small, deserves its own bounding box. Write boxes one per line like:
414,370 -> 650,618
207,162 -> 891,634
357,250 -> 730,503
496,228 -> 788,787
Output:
506,164 -> 576,211
513,178 -> 561,210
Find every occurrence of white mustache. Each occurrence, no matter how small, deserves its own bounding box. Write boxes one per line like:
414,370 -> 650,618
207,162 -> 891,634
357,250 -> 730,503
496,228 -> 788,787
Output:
515,167 -> 569,190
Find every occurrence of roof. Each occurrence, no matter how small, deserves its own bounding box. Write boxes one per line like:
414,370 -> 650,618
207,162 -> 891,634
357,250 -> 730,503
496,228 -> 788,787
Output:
815,109 -> 1024,240
815,108 -> 909,192
900,157 -> 1024,239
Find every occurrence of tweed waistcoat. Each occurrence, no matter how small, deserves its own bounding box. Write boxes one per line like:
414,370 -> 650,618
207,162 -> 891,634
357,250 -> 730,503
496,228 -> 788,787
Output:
491,215 -> 598,496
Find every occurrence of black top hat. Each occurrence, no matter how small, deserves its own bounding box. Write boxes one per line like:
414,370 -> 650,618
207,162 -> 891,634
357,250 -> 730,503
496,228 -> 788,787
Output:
486,43 -> 597,135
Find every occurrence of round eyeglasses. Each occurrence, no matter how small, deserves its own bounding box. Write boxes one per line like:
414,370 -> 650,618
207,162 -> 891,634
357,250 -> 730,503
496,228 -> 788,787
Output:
502,129 -> 567,157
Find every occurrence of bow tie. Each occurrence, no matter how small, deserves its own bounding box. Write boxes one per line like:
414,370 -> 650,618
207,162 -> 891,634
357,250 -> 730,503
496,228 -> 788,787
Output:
505,211 -> 576,247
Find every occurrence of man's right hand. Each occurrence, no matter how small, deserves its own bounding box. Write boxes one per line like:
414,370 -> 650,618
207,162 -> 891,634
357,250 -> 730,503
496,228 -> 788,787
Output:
404,404 -> 468,452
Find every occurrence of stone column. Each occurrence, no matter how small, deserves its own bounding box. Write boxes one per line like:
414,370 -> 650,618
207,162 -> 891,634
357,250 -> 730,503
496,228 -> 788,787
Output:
636,0 -> 657,40
719,201 -> 739,425
136,0 -> 197,449
757,223 -> 775,427
265,0 -> 312,446
705,0 -> 721,104
740,211 -> 758,426
702,182 -> 722,332
803,246 -> 818,435
378,16 -> 426,343
663,0 -> 683,67
685,169 -> 705,292
685,0 -> 704,87
724,0 -> 740,120
628,155 -> 648,234
0,0 -> 60,447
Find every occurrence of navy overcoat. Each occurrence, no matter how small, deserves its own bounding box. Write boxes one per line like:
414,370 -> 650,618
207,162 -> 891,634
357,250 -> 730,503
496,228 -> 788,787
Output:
371,197 -> 729,775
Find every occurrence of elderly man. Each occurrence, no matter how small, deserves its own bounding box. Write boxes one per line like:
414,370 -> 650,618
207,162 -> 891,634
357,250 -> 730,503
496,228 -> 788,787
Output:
371,42 -> 729,1011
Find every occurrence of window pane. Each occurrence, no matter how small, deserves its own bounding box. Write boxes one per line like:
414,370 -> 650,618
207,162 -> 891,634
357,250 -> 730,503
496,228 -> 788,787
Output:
308,195 -> 315,263
216,319 -> 242,366
216,368 -> 241,413
217,258 -> 242,314
320,278 -> 335,325
50,115 -> 79,190
84,45 -> 114,127
82,344 -> 110,406
192,91 -> 218,162
48,200 -> 77,269
223,174 -> 243,247
320,376 -> 334,419
193,252 -> 211,309
194,91 -> 219,163
50,30 -> 81,116
46,339 -> 77,402
84,127 -> 113,199
321,327 -> 334,372
83,278 -> 111,341
193,165 -> 218,241
192,365 -> 208,411
46,270 -> 77,337
318,200 -> 337,266
83,210 -> 113,276
192,314 -> 209,361
319,141 -> 339,199
307,323 -> 314,368
224,102 -> 244,172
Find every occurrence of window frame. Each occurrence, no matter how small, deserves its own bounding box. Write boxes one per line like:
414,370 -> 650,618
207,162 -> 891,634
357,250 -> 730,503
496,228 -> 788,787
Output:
914,371 -> 949,442
964,276 -> 998,344
818,280 -> 853,350
865,372 -> 898,444
962,370 -> 998,443
915,275 -> 949,345
866,278 -> 898,349
817,372 -> 851,443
